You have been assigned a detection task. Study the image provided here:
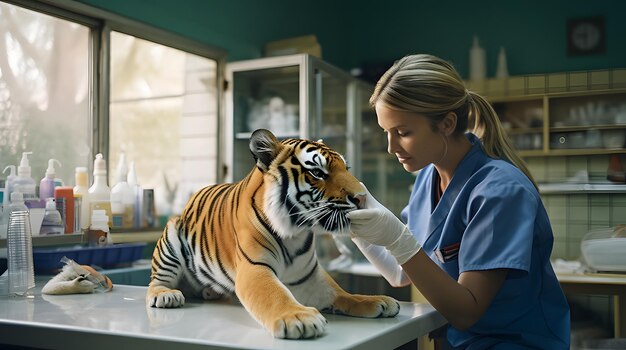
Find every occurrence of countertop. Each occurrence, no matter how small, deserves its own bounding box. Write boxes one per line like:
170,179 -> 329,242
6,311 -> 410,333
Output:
0,282 -> 446,350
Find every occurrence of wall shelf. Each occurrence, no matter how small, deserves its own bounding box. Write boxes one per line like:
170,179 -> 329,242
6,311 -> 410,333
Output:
539,183 -> 626,194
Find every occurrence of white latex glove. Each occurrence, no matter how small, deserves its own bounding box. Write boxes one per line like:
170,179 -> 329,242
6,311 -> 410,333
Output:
346,185 -> 421,265
352,236 -> 411,287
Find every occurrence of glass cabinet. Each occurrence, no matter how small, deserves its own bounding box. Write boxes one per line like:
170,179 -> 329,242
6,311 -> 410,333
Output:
223,54 -> 369,183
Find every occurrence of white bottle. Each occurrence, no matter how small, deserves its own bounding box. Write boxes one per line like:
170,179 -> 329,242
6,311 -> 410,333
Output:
88,154 -> 112,227
127,161 -> 143,228
6,191 -> 35,295
469,36 -> 486,82
73,167 -> 90,231
495,46 -> 509,79
88,209 -> 110,246
40,198 -> 64,235
39,159 -> 62,201
110,153 -> 134,229
13,152 -> 39,208
2,165 -> 16,209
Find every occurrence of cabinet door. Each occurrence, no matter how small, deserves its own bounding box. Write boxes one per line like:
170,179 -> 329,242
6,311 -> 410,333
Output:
549,92 -> 626,151
309,68 -> 349,156
230,65 -> 301,180
492,98 -> 544,152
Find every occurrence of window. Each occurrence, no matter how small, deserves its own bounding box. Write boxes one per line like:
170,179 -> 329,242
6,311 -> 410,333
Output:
0,1 -> 91,185
0,1 -> 224,225
109,32 -> 219,217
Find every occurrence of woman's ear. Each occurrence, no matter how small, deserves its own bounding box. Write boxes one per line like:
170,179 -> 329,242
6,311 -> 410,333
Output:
438,112 -> 458,136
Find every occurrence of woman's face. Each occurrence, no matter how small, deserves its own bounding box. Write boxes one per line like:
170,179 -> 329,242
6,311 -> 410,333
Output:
375,102 -> 446,173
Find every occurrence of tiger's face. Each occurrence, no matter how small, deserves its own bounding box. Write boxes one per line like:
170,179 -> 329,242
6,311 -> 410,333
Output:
250,129 -> 365,239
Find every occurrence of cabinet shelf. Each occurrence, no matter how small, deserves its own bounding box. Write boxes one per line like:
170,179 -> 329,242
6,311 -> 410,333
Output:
550,124 -> 626,132
539,183 -> 626,194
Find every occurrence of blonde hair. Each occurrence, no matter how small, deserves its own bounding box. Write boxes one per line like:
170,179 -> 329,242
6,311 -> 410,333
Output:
370,54 -> 537,188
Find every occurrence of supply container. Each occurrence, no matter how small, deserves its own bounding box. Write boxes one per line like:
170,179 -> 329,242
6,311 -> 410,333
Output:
6,209 -> 35,295
88,154 -> 111,227
13,152 -> 40,208
73,166 -> 90,230
39,198 -> 64,235
581,226 -> 626,272
88,209 -> 110,246
39,158 -> 61,201
54,186 -> 74,233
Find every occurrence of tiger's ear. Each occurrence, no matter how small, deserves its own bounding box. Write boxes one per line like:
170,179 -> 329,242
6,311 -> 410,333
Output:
249,129 -> 282,172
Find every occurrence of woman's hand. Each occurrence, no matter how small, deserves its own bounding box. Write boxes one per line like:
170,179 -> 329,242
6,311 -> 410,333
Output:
347,185 -> 421,264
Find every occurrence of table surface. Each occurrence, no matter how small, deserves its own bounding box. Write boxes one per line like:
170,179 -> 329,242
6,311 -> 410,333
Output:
0,283 -> 446,350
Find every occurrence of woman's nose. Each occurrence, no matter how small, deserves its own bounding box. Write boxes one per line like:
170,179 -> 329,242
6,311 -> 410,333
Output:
387,134 -> 398,154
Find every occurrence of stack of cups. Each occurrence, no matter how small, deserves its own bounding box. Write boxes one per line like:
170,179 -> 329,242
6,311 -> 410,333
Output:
7,210 -> 35,295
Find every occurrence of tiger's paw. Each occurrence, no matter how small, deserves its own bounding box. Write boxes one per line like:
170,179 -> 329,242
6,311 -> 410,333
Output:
269,306 -> 327,339
147,289 -> 185,308
332,294 -> 400,318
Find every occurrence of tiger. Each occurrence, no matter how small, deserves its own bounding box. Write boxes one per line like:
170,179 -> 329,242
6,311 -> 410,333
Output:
146,128 -> 400,339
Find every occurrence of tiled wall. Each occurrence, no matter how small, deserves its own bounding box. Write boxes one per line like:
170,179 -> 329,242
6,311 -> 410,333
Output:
527,154 -> 625,334
527,154 -> 626,260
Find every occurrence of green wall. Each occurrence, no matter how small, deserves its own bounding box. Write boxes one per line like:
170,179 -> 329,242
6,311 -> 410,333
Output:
75,0 -> 626,78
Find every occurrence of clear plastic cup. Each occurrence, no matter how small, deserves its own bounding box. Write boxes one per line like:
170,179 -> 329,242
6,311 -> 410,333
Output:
7,210 -> 35,295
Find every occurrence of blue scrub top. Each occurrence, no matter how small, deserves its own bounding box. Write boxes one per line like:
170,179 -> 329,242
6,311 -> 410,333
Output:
401,133 -> 570,349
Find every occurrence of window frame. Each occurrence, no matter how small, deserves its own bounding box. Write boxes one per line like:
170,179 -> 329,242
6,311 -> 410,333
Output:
3,0 -> 227,179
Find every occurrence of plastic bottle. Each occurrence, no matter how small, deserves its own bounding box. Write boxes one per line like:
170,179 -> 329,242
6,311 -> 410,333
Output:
88,154 -> 112,227
88,209 -> 110,246
6,191 -> 35,295
469,35 -> 486,82
13,152 -> 39,208
110,153 -> 134,229
2,165 -> 16,209
40,198 -> 64,235
73,166 -> 90,231
39,159 -> 62,202
127,161 -> 143,228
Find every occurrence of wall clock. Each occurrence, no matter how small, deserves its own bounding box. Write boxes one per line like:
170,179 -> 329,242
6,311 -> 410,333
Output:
567,16 -> 606,56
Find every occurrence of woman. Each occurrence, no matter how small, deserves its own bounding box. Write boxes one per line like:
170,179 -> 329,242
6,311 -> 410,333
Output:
347,54 -> 570,349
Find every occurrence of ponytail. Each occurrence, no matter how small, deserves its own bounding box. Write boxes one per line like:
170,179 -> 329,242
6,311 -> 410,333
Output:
468,91 -> 538,189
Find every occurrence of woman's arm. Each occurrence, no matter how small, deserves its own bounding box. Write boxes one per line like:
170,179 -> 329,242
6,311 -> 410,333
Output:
402,250 -> 507,330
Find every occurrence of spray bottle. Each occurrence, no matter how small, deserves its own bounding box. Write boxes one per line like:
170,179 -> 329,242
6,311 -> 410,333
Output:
39,159 -> 62,201
13,152 -> 39,208
88,154 -> 112,227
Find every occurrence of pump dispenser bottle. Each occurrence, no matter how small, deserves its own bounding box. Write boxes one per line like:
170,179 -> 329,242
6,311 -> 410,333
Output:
88,154 -> 112,227
73,167 -> 90,231
13,152 -> 39,207
39,159 -> 62,201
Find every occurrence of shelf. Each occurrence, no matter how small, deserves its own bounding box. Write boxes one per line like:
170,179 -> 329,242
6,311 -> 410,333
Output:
519,149 -> 626,157
0,232 -> 84,249
0,230 -> 162,249
550,124 -> 626,132
235,131 -> 299,139
539,183 -> 626,194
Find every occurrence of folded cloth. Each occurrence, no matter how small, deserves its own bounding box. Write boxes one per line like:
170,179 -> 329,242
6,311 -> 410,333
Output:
42,257 -> 113,295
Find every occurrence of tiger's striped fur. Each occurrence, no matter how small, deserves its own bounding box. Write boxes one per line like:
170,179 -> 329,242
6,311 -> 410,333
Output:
146,129 -> 400,339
